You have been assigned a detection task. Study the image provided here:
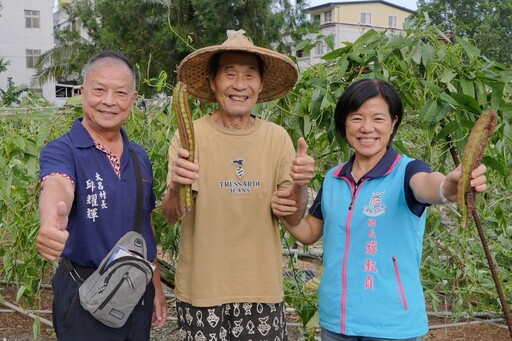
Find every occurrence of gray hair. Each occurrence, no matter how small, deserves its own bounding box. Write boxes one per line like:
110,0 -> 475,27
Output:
82,51 -> 136,88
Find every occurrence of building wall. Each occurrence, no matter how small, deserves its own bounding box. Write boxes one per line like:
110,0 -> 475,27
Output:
0,0 -> 56,104
299,1 -> 413,69
313,2 -> 411,28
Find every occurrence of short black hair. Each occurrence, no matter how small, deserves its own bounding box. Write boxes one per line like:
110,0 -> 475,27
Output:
83,51 -> 136,85
334,78 -> 403,145
209,51 -> 265,78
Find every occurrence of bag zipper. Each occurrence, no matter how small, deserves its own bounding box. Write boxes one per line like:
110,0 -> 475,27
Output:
97,273 -> 129,311
99,261 -> 151,291
100,255 -> 153,275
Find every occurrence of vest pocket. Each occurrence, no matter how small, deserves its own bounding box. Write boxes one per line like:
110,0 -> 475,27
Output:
392,256 -> 408,310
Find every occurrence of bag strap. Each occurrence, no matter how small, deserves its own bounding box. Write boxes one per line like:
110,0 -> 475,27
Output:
130,144 -> 143,234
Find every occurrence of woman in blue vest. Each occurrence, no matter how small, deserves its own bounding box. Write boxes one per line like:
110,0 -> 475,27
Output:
271,78 -> 487,340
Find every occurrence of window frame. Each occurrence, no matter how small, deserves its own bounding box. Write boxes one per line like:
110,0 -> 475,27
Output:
388,15 -> 397,28
24,9 -> 41,29
360,12 -> 372,26
26,49 -> 41,68
324,10 -> 332,23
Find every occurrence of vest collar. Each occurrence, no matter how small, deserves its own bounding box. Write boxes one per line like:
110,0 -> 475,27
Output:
333,147 -> 402,180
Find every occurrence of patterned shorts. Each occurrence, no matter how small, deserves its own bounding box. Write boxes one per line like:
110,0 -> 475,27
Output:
175,299 -> 288,341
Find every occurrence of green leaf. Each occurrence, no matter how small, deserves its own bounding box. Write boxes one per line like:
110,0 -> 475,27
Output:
440,70 -> 457,88
16,285 -> 27,301
450,93 -> 481,113
309,88 -> 323,116
302,114 -> 312,136
459,78 -> 475,98
353,29 -> 381,46
305,310 -> 320,330
335,57 -> 350,78
411,42 -> 422,64
432,103 -> 453,123
482,155 -> 507,177
295,38 -> 314,51
439,92 -> 459,107
435,121 -> 461,141
490,82 -> 505,110
324,34 -> 335,51
420,42 -> 436,66
421,81 -> 442,95
499,69 -> 512,83
455,36 -> 481,57
419,99 -> 438,122
33,317 -> 41,340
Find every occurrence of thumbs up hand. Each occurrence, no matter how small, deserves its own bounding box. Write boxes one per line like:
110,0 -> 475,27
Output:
290,137 -> 315,186
271,137 -> 315,223
37,201 -> 70,261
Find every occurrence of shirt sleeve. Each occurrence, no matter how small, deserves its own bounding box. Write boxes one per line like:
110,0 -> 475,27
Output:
404,159 -> 432,217
39,140 -> 77,184
308,185 -> 324,220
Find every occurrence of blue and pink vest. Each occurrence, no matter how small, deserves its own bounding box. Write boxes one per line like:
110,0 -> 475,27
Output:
319,154 -> 429,338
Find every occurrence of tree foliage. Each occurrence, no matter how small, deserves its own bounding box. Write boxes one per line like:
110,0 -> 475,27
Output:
415,0 -> 512,65
34,0 -> 310,96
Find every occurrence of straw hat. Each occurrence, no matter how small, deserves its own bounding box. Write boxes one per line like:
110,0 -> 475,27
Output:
177,30 -> 298,103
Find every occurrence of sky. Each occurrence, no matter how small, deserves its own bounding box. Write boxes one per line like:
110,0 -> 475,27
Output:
307,0 -> 418,11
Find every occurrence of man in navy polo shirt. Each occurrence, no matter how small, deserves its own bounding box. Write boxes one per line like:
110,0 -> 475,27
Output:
37,51 -> 167,340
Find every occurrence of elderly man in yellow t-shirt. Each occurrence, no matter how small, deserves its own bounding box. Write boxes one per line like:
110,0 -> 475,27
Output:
161,31 -> 315,340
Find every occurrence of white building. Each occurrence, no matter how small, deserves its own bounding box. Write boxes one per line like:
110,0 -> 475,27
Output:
0,0 -> 56,104
299,1 -> 414,69
52,0 -> 85,105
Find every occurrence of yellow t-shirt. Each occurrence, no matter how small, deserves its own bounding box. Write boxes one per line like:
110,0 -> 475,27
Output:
167,115 -> 295,306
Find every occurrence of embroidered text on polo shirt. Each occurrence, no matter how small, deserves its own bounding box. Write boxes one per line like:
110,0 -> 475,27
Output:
362,192 -> 386,291
85,172 -> 108,222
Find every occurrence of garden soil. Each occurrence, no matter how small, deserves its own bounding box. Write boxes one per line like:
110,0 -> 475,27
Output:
1,278 -> 510,340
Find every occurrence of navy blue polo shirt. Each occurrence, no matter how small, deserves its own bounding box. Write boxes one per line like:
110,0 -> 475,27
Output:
310,147 -> 431,219
39,118 -> 157,267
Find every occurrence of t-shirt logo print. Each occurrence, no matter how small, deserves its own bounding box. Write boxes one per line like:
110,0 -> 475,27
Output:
231,159 -> 245,179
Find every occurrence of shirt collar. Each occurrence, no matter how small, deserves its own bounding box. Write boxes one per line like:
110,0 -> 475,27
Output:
334,147 -> 401,180
68,118 -> 129,148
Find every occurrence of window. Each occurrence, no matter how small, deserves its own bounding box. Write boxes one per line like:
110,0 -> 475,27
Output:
26,49 -> 41,68
56,84 -> 80,98
360,12 -> 371,25
324,10 -> 332,23
25,10 -> 40,28
315,42 -> 323,56
313,14 -> 321,24
388,16 -> 397,28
